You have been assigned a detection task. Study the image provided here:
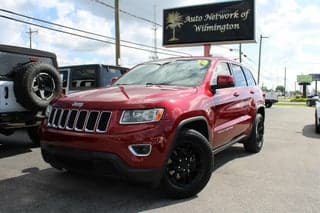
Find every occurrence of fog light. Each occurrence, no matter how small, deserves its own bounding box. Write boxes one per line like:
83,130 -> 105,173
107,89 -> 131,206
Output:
128,144 -> 152,157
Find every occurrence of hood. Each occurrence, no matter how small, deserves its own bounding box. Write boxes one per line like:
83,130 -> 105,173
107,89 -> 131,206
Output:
55,85 -> 197,109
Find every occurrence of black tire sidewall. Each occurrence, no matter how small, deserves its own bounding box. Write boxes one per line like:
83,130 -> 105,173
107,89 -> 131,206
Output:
244,114 -> 264,153
162,129 -> 213,199
27,126 -> 40,145
14,62 -> 62,110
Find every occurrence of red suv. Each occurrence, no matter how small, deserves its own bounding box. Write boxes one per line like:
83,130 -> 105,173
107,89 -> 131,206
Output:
40,57 -> 265,198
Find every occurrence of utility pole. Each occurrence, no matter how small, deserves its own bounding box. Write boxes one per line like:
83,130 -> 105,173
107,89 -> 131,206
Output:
284,66 -> 287,96
257,34 -> 269,84
26,27 -> 38,49
151,4 -> 158,60
239,43 -> 242,63
115,0 -> 120,66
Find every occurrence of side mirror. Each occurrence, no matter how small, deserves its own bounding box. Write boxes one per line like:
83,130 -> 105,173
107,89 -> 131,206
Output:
111,77 -> 119,85
211,75 -> 235,92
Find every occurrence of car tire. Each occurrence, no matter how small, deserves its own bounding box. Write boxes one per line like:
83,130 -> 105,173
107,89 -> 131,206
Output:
41,149 -> 63,170
27,126 -> 40,146
243,113 -> 264,153
162,129 -> 213,199
315,112 -> 320,133
307,100 -> 312,107
265,102 -> 272,108
14,62 -> 62,110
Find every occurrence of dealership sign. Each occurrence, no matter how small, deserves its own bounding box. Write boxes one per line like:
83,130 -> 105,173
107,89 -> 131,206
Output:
163,0 -> 255,47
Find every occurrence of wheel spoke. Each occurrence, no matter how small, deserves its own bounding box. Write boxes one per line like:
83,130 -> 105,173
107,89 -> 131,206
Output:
39,90 -> 46,99
32,85 -> 39,92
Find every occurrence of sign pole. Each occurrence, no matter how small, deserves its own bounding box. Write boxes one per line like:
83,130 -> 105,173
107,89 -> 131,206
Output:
204,44 -> 211,57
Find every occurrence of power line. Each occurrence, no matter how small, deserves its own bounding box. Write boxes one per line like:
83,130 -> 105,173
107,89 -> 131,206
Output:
0,9 -> 190,56
0,14 -> 185,57
93,0 -> 162,27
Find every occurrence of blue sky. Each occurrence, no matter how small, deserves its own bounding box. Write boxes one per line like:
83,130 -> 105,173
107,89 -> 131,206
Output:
1,0 -> 320,92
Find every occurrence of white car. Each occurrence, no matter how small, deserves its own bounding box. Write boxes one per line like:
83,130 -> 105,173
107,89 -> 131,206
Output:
315,99 -> 320,133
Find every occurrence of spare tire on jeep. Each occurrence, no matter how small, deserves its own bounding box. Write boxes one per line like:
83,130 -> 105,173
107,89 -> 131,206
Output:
14,62 -> 62,110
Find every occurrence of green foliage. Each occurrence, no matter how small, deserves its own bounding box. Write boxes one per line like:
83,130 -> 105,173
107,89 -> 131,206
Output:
276,85 -> 285,93
290,97 -> 307,102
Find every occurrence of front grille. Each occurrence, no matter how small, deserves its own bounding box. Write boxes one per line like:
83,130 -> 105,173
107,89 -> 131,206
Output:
48,107 -> 111,133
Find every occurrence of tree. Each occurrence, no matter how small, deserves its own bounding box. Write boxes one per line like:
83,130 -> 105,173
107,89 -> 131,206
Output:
275,85 -> 285,94
166,12 -> 184,41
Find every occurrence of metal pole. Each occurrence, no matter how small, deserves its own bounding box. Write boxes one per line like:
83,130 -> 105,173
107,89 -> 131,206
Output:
257,35 -> 262,84
257,35 -> 269,84
153,5 -> 158,60
284,66 -> 287,96
239,43 -> 242,63
115,0 -> 120,66
203,44 -> 211,57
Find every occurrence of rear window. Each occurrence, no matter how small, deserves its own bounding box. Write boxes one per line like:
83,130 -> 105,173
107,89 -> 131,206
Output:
0,51 -> 53,75
70,66 -> 97,90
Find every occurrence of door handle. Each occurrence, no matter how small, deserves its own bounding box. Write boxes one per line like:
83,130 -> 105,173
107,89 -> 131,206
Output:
233,92 -> 240,97
250,90 -> 255,94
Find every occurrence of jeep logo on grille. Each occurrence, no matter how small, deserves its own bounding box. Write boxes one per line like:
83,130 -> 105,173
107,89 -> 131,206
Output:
72,102 -> 84,108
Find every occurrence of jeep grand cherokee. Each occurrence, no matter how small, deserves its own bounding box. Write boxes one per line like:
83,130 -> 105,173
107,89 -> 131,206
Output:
40,57 -> 265,198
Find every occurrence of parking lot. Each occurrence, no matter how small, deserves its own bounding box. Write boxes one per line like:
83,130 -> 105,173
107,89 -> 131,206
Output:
0,106 -> 319,213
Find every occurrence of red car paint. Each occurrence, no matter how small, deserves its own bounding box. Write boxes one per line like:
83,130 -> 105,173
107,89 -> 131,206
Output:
41,57 -> 264,176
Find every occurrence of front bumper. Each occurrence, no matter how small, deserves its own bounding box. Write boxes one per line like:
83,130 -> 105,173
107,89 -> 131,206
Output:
41,144 -> 163,183
0,111 -> 44,129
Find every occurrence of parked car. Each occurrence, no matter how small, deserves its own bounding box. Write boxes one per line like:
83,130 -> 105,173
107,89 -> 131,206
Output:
315,100 -> 320,133
59,64 -> 128,94
264,91 -> 278,108
40,57 -> 265,198
0,44 -> 61,144
307,95 -> 319,107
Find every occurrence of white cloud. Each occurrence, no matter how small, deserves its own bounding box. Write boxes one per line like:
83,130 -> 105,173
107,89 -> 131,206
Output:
1,0 -> 320,94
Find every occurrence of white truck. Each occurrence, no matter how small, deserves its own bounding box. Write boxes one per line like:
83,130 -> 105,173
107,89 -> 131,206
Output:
264,92 -> 278,108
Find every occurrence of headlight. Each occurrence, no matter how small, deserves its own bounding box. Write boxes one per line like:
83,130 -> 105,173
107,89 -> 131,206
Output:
45,105 -> 52,117
120,108 -> 164,124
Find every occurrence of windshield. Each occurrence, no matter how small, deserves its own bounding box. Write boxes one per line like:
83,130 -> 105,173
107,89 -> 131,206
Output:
115,59 -> 211,87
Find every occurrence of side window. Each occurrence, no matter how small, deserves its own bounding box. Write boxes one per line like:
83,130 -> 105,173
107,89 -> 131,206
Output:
230,64 -> 247,87
211,62 -> 231,85
242,67 -> 256,86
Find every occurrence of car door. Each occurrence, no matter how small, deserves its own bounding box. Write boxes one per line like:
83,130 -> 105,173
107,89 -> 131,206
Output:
242,66 -> 260,132
211,62 -> 242,148
211,62 -> 253,148
228,63 -> 252,137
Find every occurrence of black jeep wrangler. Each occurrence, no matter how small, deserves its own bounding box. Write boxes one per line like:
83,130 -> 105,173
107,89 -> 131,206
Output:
0,44 -> 61,144
59,64 -> 129,94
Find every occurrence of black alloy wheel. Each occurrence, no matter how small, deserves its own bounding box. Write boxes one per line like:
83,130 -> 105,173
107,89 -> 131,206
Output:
162,129 -> 213,199
166,143 -> 202,187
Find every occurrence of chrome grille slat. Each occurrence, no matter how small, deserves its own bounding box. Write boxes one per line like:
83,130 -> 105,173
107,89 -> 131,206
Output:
47,107 -> 111,134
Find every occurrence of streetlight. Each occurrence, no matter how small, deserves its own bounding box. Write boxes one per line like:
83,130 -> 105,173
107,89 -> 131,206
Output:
257,34 -> 269,84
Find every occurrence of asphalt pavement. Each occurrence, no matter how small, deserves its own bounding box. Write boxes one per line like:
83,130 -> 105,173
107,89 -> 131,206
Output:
0,106 -> 319,213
